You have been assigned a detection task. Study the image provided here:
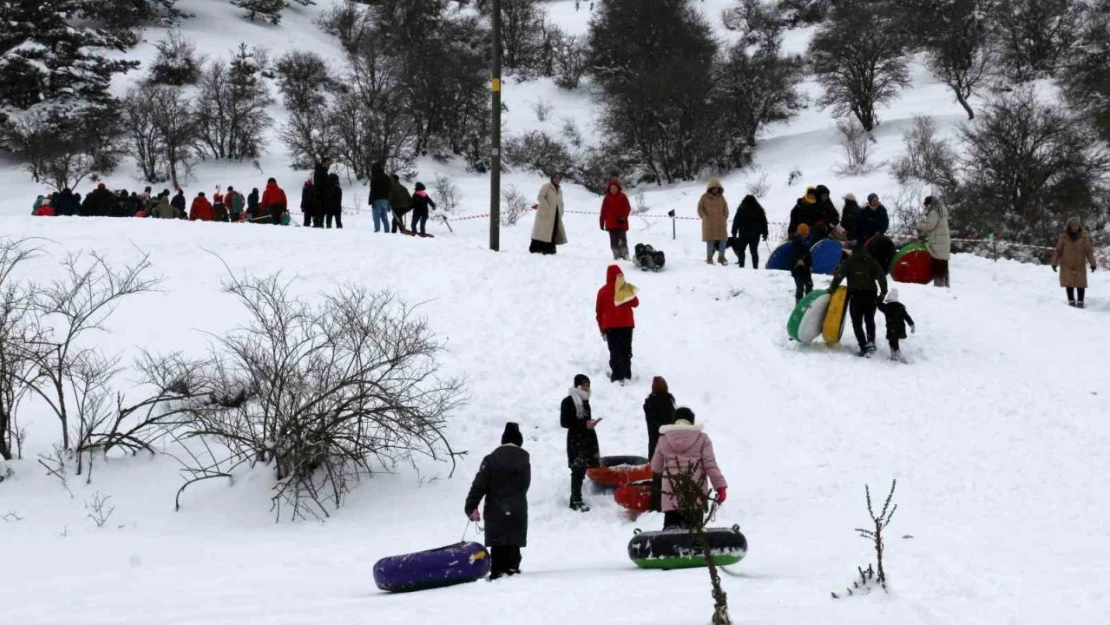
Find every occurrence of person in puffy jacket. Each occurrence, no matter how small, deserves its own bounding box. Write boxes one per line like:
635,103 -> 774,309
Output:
561,374 -> 600,512
464,422 -> 530,580
731,194 -> 768,269
644,376 -> 676,512
917,196 -> 951,287
410,182 -> 436,235
189,192 -> 215,221
698,178 -> 730,265
855,193 -> 890,245
261,178 -> 288,225
600,179 -> 631,260
650,407 -> 727,530
596,264 -> 639,383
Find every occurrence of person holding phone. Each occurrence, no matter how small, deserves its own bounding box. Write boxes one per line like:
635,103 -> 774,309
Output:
561,374 -> 600,512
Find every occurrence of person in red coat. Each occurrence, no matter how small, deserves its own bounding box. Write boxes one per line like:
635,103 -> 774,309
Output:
596,264 -> 639,382
189,192 -> 215,221
260,178 -> 288,225
599,179 -> 631,260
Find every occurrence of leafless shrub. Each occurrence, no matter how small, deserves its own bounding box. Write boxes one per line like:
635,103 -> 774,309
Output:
501,186 -> 531,226
890,116 -> 958,194
834,119 -> 878,176
37,445 -> 74,499
84,492 -> 115,528
832,479 -> 898,598
504,131 -> 574,177
172,269 -> 465,521
885,183 -> 928,241
533,99 -> 553,122
316,0 -> 375,51
788,167 -> 802,186
746,168 -> 771,199
1,511 -> 22,522
0,239 -> 39,462
433,173 -> 461,214
668,461 -> 732,625
552,32 -> 589,89
561,119 -> 584,150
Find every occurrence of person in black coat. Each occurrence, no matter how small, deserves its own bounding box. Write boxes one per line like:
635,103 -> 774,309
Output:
299,180 -> 314,227
82,183 -> 116,217
171,189 -> 186,215
814,184 -> 840,240
730,194 -> 768,269
326,173 -> 343,229
854,193 -> 890,245
52,188 -> 78,216
876,288 -> 915,362
465,422 -> 531,580
644,376 -> 676,512
312,158 -> 331,228
368,162 -> 393,234
247,188 -> 260,222
792,224 -> 814,303
560,374 -> 600,512
840,193 -> 861,239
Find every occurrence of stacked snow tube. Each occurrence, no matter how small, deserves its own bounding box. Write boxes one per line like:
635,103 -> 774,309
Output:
822,286 -> 850,345
765,242 -> 793,270
614,480 -> 653,512
373,541 -> 490,593
787,289 -> 830,343
810,239 -> 844,275
587,456 -> 652,487
628,526 -> 748,570
891,242 -> 934,284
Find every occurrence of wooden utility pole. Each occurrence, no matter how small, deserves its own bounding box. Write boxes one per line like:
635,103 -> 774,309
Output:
490,0 -> 502,251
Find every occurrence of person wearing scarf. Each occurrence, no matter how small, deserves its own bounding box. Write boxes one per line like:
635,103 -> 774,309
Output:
596,265 -> 639,383
465,422 -> 531,580
560,374 -> 600,511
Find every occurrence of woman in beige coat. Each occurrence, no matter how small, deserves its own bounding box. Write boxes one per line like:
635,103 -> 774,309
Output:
917,196 -> 951,287
697,179 -> 730,265
530,175 -> 568,255
1051,217 -> 1097,308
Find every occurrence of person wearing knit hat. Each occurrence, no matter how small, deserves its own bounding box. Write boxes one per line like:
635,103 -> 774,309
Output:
650,406 -> 728,530
561,374 -> 600,511
644,376 -> 677,512
465,421 -> 531,580
791,223 -> 814,303
877,289 -> 915,362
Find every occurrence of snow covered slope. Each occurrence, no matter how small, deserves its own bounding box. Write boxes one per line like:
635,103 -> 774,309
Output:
2,211 -> 1108,625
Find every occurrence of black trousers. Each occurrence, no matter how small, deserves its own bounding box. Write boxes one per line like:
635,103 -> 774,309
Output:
793,267 -> 813,302
270,206 -> 285,225
849,291 -> 877,348
889,338 -> 900,351
489,546 -> 522,579
736,238 -> 759,267
663,511 -> 687,530
326,212 -> 343,229
1066,287 -> 1086,303
412,210 -> 428,235
570,466 -> 586,505
391,209 -> 409,233
606,327 -> 634,382
303,211 -> 311,227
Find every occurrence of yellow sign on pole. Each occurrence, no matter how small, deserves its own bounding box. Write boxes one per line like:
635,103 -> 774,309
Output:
492,78 -> 501,93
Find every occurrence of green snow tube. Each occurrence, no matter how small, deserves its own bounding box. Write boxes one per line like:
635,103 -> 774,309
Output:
628,526 -> 748,570
787,289 -> 830,343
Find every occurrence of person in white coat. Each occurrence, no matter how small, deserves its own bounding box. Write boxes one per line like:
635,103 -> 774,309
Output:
529,174 -> 568,255
917,196 -> 951,287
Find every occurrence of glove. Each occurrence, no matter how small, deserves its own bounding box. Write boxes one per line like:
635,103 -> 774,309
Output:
1092,265 -> 1097,272
601,331 -> 607,341
1051,265 -> 1058,273
910,325 -> 916,334
716,487 -> 727,504
468,509 -> 480,522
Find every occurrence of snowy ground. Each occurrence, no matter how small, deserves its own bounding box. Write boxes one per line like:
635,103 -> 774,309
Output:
3,1 -> 1108,623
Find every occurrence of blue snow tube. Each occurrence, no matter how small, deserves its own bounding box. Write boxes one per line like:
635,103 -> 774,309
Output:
373,541 -> 490,593
765,241 -> 793,270
810,238 -> 844,275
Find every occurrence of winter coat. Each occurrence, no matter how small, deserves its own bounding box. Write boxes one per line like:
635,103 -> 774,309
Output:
327,175 -> 343,216
151,197 -> 176,219
261,182 -> 288,212
171,192 -> 186,214
561,395 -> 600,469
389,181 -> 412,213
731,196 -> 768,241
82,187 -> 116,217
867,235 -> 896,275
227,192 -> 245,218
213,203 -> 229,222
53,190 -> 78,216
918,201 -> 951,261
596,265 -> 639,331
830,249 -> 888,295
300,182 -> 314,213
815,198 -> 839,230
313,165 -> 331,210
643,392 -> 676,460
855,205 -> 890,243
411,190 -> 436,216
369,167 -> 392,203
791,235 -> 813,272
600,180 -> 631,232
465,444 -> 530,548
788,194 -> 824,237
247,190 -> 260,216
1052,231 -> 1097,289
650,421 -> 727,514
190,197 -> 215,222
877,301 -> 915,340
697,179 -> 729,242
841,200 -> 861,236
532,181 -> 567,245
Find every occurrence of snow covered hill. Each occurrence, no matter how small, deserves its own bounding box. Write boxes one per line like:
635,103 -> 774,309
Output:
3,2 -> 1108,624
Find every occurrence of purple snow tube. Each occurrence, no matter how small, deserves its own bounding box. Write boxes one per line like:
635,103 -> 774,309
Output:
373,541 -> 490,593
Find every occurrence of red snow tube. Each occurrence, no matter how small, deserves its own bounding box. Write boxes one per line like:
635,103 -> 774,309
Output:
587,456 -> 652,487
614,479 -> 652,512
891,243 -> 934,285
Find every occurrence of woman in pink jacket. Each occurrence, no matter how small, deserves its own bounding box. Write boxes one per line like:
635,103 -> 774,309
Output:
650,407 -> 727,530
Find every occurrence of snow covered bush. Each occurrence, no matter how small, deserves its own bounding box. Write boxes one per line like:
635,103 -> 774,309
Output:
5,108 -> 124,192
315,0 -> 374,51
1061,0 -> 1110,144
174,272 -> 464,521
989,0 -> 1082,83
147,29 -> 202,86
833,118 -> 877,176
501,186 -> 531,226
233,0 -> 315,25
504,131 -> 575,178
195,48 -> 274,160
890,116 -> 958,194
275,50 -> 332,114
551,32 -> 589,89
432,174 -> 461,214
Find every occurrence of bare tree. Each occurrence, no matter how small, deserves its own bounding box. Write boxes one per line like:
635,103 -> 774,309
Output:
432,173 -> 461,213
316,0 -> 375,51
890,116 -> 959,193
920,0 -> 993,120
195,50 -> 273,160
275,50 -> 333,114
173,270 -> 465,521
833,479 -> 898,598
6,108 -> 123,191
122,87 -> 167,182
667,461 -> 731,625
552,32 -> 590,89
746,168 -> 771,199
0,239 -> 39,461
501,186 -> 531,226
149,85 -> 199,189
834,118 -> 878,176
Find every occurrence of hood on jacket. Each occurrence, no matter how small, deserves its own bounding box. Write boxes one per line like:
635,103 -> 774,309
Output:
606,179 -> 623,194
266,181 -> 280,191
606,264 -> 624,286
886,288 -> 899,303
706,178 -> 723,193
739,194 -> 762,213
801,187 -> 817,204
658,420 -> 705,453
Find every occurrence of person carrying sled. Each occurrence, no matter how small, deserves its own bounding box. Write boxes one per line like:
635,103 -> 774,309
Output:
791,223 -> 814,303
600,179 -> 631,260
731,194 -> 768,269
389,174 -> 412,234
828,243 -> 888,357
876,288 -> 915,362
1051,217 -> 1097,308
596,264 -> 639,383
917,196 -> 951,287
465,422 -> 531,580
530,174 -> 567,255
410,182 -> 436,235
698,179 -> 730,265
644,376 -> 676,512
561,374 -> 600,512
650,407 -> 727,530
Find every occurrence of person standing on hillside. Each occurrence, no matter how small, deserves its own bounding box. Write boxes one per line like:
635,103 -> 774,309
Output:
788,187 -> 822,237
465,422 -> 531,580
312,158 -> 332,229
828,243 -> 888,357
389,174 -> 412,234
300,179 -> 314,227
731,194 -> 768,269
791,224 -> 814,304
650,407 -> 727,530
326,173 -> 343,229
840,193 -> 861,241
644,376 -> 676,512
172,188 -> 186,217
530,174 -> 567,255
698,179 -> 730,266
1051,218 -> 1097,308
189,192 -> 215,222
226,186 -> 245,222
600,179 -> 631,260
261,178 -> 288,225
876,288 -> 915,363
410,182 -> 436,235
596,264 -> 639,382
561,374 -> 600,512
813,184 -> 840,240
855,193 -> 890,246
246,188 -> 260,222
369,162 -> 393,234
917,196 -> 951,287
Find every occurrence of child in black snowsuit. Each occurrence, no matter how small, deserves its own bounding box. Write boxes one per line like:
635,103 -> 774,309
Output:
634,243 -> 666,271
876,288 -> 915,362
410,182 -> 437,235
791,224 -> 814,303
